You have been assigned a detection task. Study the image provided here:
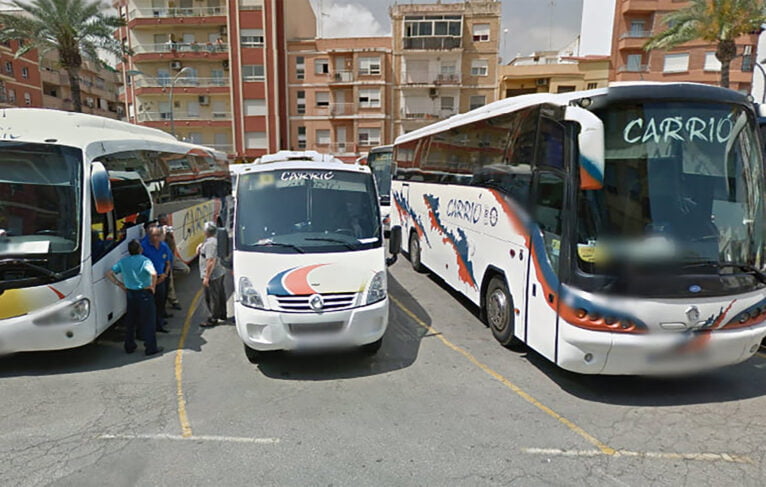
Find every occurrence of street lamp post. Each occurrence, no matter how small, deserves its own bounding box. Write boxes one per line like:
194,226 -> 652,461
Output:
169,66 -> 192,138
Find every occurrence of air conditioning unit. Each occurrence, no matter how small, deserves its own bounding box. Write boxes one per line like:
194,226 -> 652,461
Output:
199,95 -> 210,105
222,60 -> 229,71
535,78 -> 548,86
170,61 -> 182,70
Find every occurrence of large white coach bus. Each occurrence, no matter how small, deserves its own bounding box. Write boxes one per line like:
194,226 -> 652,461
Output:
392,82 -> 766,375
232,151 -> 400,362
0,108 -> 229,354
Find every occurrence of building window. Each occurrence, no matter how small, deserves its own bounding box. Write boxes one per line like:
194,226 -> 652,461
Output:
21,67 -> 29,79
187,132 -> 203,144
245,99 -> 266,116
24,92 -> 31,106
472,23 -> 490,42
296,56 -> 305,80
358,88 -> 380,108
245,131 -> 268,149
471,59 -> 488,76
241,28 -> 264,47
469,95 -> 486,110
4,61 -> 12,75
628,20 -> 646,37
296,90 -> 306,114
557,85 -> 576,93
242,64 -> 265,81
8,89 -> 15,103
440,96 -> 454,113
663,53 -> 689,73
316,129 -> 331,145
315,91 -> 330,107
586,82 -> 598,90
358,56 -> 381,75
315,58 -> 329,75
742,45 -> 754,72
704,52 -> 722,72
404,16 -> 462,38
297,126 -> 306,149
358,127 -> 381,146
626,54 -> 643,72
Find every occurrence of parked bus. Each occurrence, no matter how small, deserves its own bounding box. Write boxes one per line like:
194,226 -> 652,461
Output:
232,151 -> 400,362
0,108 -> 229,354
392,82 -> 766,375
367,145 -> 394,236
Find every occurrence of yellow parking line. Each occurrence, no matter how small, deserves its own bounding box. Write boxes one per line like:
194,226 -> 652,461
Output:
521,448 -> 752,464
175,288 -> 203,438
390,295 -> 616,456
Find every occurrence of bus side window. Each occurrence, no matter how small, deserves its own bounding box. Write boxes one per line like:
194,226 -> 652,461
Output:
112,178 -> 152,239
534,172 -> 565,271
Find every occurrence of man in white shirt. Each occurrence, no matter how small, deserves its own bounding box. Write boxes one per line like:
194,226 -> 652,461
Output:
197,222 -> 227,327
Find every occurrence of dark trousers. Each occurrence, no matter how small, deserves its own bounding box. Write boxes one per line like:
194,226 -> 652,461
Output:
126,289 -> 158,352
154,280 -> 168,330
204,275 -> 227,322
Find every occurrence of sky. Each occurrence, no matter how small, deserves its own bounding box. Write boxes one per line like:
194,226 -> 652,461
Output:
309,0 -> 585,63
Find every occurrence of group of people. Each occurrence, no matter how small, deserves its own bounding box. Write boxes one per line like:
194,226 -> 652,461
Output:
106,216 -> 227,357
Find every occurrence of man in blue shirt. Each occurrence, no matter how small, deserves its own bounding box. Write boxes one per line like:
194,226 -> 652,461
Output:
142,224 -> 173,334
106,239 -> 163,356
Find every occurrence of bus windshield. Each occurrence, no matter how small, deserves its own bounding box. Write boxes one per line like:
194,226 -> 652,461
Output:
235,168 -> 381,254
577,102 -> 765,293
367,150 -> 393,203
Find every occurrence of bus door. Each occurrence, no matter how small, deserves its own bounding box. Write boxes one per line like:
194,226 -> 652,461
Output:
525,116 -> 567,360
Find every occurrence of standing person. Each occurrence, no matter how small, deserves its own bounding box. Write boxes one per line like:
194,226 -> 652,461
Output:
158,214 -> 182,311
197,222 -> 227,327
142,226 -> 173,333
106,240 -> 163,356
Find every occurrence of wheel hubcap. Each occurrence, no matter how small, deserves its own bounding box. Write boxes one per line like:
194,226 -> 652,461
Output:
488,289 -> 508,332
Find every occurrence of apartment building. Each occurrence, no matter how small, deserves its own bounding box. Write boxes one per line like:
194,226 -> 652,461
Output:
115,0 -> 314,158
286,36 -> 393,162
40,52 -> 124,119
390,0 -> 501,136
0,39 -> 42,109
611,0 -> 759,91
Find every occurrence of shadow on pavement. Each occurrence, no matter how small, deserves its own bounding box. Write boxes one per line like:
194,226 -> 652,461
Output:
0,269 -> 208,378
255,272 -> 429,381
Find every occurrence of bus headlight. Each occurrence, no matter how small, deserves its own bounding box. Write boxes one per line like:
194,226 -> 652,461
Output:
34,298 -> 90,325
239,277 -> 265,309
366,271 -> 387,305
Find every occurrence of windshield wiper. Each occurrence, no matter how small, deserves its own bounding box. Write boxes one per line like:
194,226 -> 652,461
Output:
681,261 -> 766,283
0,257 -> 62,280
252,242 -> 305,253
304,237 -> 359,250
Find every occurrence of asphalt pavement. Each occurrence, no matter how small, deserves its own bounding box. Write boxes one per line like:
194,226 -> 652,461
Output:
1,258 -> 766,486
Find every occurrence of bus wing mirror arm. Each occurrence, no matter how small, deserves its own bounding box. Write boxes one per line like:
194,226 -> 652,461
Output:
565,105 -> 605,191
386,225 -> 402,266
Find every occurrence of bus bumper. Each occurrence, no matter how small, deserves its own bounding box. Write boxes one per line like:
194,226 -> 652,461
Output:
0,302 -> 97,355
234,298 -> 389,352
557,321 -> 766,375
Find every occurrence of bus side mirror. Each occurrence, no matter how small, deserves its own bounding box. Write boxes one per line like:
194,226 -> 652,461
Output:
386,225 -> 402,266
217,226 -> 233,269
91,162 -> 114,214
565,105 -> 605,191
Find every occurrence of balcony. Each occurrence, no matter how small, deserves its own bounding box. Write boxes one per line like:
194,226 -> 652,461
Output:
617,64 -> 648,73
401,108 -> 456,120
133,42 -> 229,54
129,5 -> 226,19
133,76 -> 229,88
327,142 -> 357,154
621,0 -> 659,14
403,36 -> 462,50
208,143 -> 233,153
136,111 -> 230,122
330,70 -> 354,83
402,70 -> 461,86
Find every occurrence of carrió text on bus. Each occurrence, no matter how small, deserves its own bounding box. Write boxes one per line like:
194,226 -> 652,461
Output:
623,116 -> 735,144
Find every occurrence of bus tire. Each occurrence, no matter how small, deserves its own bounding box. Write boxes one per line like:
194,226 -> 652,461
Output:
485,276 -> 522,349
244,344 -> 261,364
409,231 -> 425,273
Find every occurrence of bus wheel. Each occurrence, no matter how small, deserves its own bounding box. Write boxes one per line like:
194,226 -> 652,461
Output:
409,232 -> 425,273
244,344 -> 261,364
485,277 -> 522,349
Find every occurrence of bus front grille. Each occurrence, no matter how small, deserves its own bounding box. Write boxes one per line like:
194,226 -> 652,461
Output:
274,293 -> 356,313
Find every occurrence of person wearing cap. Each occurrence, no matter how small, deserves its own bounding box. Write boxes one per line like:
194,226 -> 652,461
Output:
142,224 -> 173,333
106,239 -> 163,356
196,221 -> 227,327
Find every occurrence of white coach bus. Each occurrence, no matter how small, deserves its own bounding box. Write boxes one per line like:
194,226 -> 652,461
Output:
392,82 -> 766,375
0,108 -> 228,354
232,151 -> 400,362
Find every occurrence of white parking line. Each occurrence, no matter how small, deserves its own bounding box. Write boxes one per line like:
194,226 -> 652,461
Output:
98,433 -> 280,444
521,447 -> 752,464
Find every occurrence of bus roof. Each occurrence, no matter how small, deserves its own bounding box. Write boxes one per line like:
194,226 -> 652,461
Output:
394,82 -> 749,146
0,108 -> 224,161
255,150 -> 344,165
236,159 -> 370,175
368,144 -> 393,153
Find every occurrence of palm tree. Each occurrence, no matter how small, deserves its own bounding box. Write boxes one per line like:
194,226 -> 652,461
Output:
0,0 -> 126,112
644,0 -> 766,89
